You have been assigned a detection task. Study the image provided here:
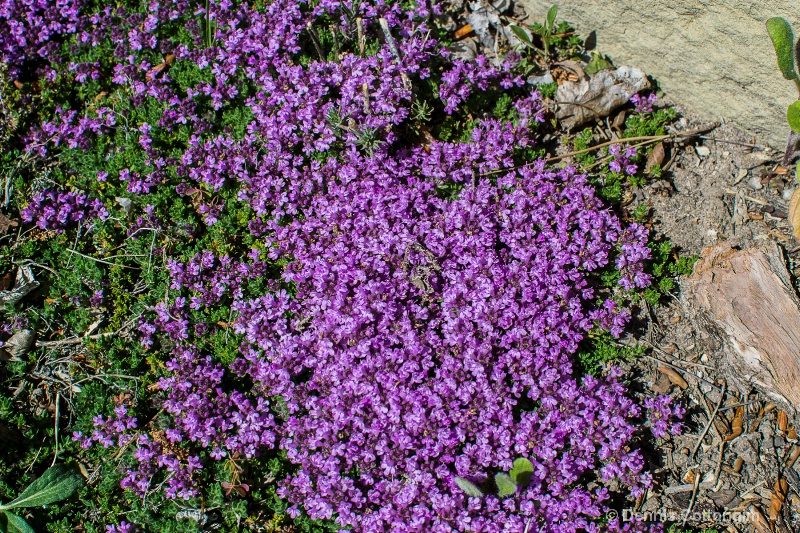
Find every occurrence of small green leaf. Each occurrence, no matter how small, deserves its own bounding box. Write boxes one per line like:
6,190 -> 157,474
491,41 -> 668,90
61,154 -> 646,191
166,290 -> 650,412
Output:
584,52 -> 612,74
509,458 -> 533,487
0,465 -> 82,510
788,101 -> 800,133
494,473 -> 517,497
454,477 -> 483,497
0,512 -> 35,533
546,5 -> 558,31
509,25 -> 533,45
767,17 -> 798,80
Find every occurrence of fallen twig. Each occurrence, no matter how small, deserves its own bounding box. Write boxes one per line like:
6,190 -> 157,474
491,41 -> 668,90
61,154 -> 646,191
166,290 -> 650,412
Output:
642,354 -> 722,391
691,382 -> 727,459
682,466 -> 701,526
68,249 -> 142,270
480,124 -> 719,177
37,331 -> 116,348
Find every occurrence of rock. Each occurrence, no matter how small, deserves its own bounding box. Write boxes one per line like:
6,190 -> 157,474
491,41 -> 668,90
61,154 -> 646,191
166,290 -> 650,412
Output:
696,145 -> 711,157
519,0 -> 798,149
527,72 -> 554,86
555,66 -> 649,130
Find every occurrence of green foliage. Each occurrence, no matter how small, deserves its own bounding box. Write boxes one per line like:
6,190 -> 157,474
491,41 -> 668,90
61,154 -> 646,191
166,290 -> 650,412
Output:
767,17 -> 798,81
494,473 -> 517,497
667,526 -> 720,533
766,17 -> 800,135
642,240 -> 698,306
508,458 -> 533,487
0,465 -> 82,533
510,5 -> 576,60
537,81 -> 558,99
788,100 -> 800,133
0,465 -> 82,510
575,330 -> 645,376
584,52 -> 612,75
623,107 -> 677,138
454,477 -> 483,497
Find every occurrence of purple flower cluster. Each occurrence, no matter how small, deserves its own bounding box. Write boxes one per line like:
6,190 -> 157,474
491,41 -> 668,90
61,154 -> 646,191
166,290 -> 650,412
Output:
11,0 -> 669,530
20,188 -> 108,232
643,395 -> 685,439
608,145 -> 637,176
630,93 -> 657,114
0,0 -> 84,80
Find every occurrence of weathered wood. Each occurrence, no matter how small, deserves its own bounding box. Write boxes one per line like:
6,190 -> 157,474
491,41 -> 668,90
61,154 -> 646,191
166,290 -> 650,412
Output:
681,240 -> 800,415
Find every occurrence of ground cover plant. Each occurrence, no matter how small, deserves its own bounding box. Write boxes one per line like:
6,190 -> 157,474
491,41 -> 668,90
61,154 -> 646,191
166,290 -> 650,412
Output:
0,0 -> 691,531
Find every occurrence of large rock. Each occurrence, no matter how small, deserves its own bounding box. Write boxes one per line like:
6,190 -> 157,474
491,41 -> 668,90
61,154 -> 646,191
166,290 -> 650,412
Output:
519,0 -> 799,148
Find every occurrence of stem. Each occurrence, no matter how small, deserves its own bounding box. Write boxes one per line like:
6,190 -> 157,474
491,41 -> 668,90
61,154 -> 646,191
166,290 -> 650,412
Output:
479,124 -> 719,177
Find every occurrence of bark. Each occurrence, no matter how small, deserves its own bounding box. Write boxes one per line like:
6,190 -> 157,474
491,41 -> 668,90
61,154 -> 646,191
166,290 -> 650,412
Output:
681,240 -> 800,415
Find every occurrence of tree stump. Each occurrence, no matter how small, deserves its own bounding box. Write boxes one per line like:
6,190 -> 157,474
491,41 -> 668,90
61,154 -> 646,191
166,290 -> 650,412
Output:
681,240 -> 800,415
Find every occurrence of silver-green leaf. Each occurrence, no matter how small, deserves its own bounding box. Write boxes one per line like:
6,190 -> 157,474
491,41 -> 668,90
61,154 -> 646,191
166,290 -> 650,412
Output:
454,477 -> 483,497
767,17 -> 798,80
546,5 -> 558,31
494,473 -> 517,497
1,512 -> 36,533
0,465 -> 82,511
509,457 -> 533,487
788,101 -> 800,133
509,25 -> 533,45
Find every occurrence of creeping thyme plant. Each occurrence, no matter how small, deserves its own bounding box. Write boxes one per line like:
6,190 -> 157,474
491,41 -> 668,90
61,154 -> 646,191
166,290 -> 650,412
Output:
0,0 -> 680,531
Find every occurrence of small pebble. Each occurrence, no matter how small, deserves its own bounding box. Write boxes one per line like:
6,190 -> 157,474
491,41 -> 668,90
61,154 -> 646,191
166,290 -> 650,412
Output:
747,175 -> 763,190
696,146 -> 711,157
736,168 -> 748,182
733,456 -> 744,472
784,188 -> 795,202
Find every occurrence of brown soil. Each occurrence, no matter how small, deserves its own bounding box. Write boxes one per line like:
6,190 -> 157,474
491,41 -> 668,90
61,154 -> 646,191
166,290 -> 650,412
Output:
625,103 -> 800,533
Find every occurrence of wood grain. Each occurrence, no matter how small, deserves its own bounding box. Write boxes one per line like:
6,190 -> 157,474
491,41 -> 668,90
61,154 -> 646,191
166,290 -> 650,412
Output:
683,241 -> 800,414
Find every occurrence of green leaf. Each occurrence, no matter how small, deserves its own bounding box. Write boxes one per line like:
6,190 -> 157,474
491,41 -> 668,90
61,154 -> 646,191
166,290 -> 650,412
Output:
0,512 -> 35,533
454,477 -> 483,497
546,5 -> 558,32
509,458 -> 533,487
0,465 -> 82,510
788,101 -> 800,133
584,52 -> 612,74
509,25 -> 533,45
767,17 -> 798,80
494,473 -> 517,497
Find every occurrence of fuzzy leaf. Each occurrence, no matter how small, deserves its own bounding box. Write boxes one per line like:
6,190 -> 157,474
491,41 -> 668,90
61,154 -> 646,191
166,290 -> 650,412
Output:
509,458 -> 533,487
0,512 -> 35,533
0,465 -> 82,510
788,101 -> 800,133
494,473 -> 517,497
546,5 -> 558,31
767,17 -> 798,80
454,477 -> 483,497
509,25 -> 533,45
